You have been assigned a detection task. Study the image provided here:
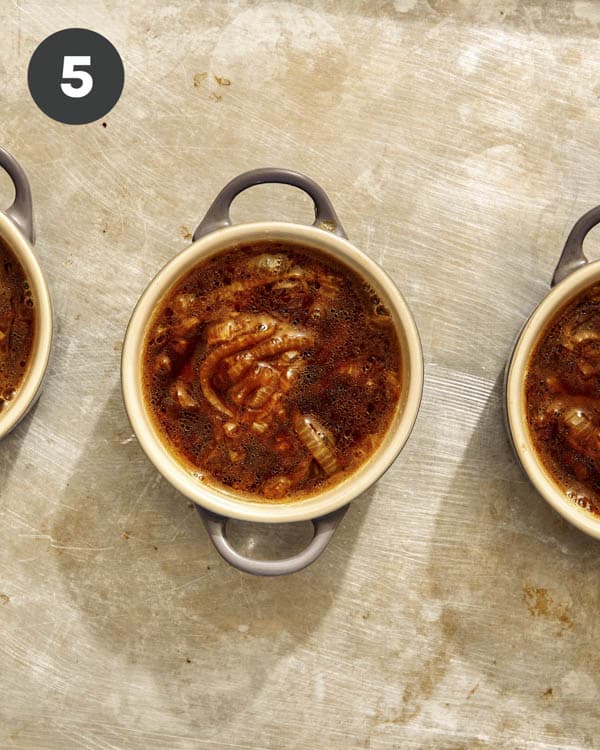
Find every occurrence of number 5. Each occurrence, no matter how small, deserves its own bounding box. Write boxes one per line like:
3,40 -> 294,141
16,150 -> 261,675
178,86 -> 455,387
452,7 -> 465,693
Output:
60,56 -> 93,98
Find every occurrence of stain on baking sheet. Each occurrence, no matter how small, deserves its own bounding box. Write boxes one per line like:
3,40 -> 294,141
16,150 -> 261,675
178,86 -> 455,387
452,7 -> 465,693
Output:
522,585 -> 574,631
369,608 -> 459,727
466,683 -> 478,699
403,610 -> 458,721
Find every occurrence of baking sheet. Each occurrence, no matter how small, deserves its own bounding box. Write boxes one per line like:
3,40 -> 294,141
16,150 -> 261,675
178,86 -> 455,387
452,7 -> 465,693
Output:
2,2 -> 600,748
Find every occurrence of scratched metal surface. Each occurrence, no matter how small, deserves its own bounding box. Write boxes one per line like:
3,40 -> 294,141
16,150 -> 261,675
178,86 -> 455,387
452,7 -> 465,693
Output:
1,1 -> 600,748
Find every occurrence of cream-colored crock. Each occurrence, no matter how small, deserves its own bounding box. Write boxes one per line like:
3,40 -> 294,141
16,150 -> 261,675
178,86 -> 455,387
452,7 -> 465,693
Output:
506,206 -> 600,539
0,147 -> 52,440
122,169 -> 423,575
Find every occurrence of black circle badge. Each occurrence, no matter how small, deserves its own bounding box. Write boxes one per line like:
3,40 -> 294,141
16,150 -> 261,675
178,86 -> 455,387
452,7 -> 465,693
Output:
28,28 -> 124,125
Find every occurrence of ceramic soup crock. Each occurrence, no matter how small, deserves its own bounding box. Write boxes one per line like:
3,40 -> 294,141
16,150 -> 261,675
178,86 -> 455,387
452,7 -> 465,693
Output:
506,206 -> 600,538
0,147 -> 52,440
122,168 -> 423,575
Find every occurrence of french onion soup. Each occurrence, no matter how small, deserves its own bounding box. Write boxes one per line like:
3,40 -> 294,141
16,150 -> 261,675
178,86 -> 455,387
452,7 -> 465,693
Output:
0,238 -> 35,410
526,283 -> 600,516
142,242 -> 402,501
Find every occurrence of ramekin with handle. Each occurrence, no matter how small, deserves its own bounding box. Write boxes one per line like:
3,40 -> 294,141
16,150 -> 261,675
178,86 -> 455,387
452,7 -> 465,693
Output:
0,147 -> 52,440
505,206 -> 600,538
122,168 -> 423,575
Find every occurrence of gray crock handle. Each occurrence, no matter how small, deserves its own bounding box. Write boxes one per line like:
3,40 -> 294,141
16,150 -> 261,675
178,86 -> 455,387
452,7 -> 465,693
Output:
551,205 -> 600,286
192,167 -> 347,241
0,147 -> 35,245
197,504 -> 348,576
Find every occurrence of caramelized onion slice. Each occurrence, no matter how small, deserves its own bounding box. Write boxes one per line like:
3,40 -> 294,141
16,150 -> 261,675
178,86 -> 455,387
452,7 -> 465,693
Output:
223,421 -> 239,437
154,353 -> 172,374
246,383 -> 277,409
172,381 -> 198,410
249,330 -> 314,361
563,407 -> 600,459
262,456 -> 312,499
247,254 -> 292,275
206,314 -> 277,348
173,293 -> 196,314
293,413 -> 338,475
262,475 -> 293,499
224,329 -> 314,382
564,407 -> 593,432
561,314 -> 600,351
199,327 -> 275,416
225,351 -> 256,383
337,359 -> 367,379
229,363 -> 277,406
578,359 -> 600,377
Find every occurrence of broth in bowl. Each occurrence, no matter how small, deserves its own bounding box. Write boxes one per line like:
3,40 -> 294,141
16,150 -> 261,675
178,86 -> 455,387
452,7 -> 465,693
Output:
526,282 -> 600,515
0,237 -> 35,410
142,241 -> 402,501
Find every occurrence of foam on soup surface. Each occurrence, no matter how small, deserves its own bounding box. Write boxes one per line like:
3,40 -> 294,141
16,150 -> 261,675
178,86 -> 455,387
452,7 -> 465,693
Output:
142,242 -> 402,501
526,283 -> 600,515
0,238 -> 35,410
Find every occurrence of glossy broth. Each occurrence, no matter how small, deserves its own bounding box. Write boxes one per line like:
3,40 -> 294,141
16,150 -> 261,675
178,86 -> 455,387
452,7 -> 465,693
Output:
0,238 -> 35,410
142,241 -> 402,501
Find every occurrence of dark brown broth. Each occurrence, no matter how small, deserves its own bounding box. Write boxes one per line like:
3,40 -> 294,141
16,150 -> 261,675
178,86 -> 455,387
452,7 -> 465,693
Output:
0,238 -> 35,410
526,283 -> 600,515
142,241 -> 402,501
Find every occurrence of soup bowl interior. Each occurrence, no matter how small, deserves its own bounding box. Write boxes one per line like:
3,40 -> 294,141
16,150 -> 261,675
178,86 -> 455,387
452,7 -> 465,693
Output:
122,222 -> 423,523
506,260 -> 600,538
0,213 -> 52,440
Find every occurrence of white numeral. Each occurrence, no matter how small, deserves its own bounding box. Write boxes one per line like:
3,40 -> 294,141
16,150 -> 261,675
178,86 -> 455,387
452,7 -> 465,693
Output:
60,55 -> 93,98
